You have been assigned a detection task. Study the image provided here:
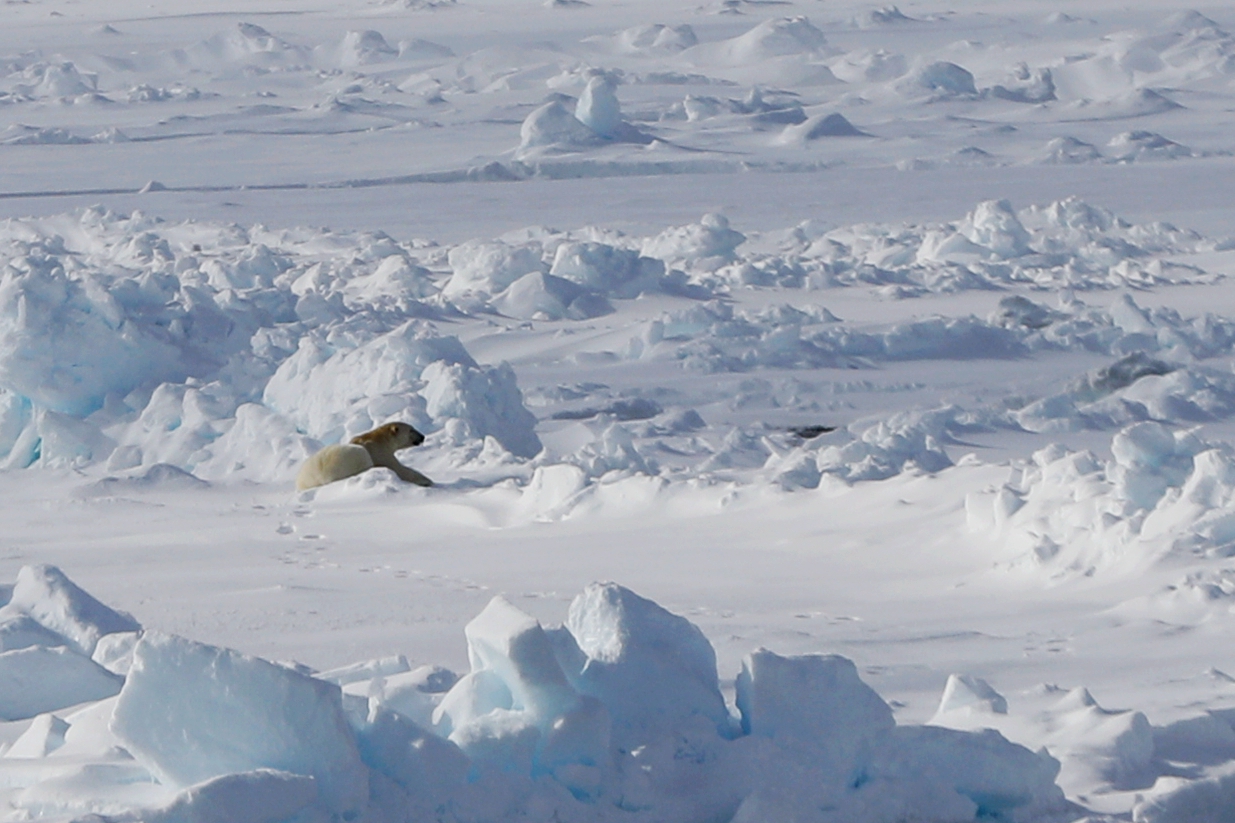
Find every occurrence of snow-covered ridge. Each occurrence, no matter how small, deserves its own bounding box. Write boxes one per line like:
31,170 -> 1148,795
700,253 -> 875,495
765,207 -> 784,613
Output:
0,563 -> 1070,822
3,10 -> 1231,184
0,198 -> 1228,488
969,421 -> 1235,578
4,562 -> 1233,823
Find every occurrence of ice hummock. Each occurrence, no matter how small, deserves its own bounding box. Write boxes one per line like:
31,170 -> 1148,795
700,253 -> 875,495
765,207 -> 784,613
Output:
0,567 -> 1080,823
0,198 -> 1225,490
564,582 -> 732,746
111,631 -> 369,816
0,564 -> 140,657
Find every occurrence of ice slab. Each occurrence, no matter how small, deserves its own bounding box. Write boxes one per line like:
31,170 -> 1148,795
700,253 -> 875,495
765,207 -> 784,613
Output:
565,582 -> 730,746
0,564 -> 140,657
0,645 -> 122,721
110,631 -> 368,816
736,648 -> 895,763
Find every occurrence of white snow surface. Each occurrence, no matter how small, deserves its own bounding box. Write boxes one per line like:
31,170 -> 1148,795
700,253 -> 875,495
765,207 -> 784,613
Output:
5,0 -> 1235,820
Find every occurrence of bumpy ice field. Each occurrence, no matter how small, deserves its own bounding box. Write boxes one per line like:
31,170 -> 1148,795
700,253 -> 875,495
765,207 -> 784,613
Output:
4,1 -> 1235,821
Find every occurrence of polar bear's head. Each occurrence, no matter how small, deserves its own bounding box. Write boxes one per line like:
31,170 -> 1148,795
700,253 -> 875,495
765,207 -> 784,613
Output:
353,422 -> 425,451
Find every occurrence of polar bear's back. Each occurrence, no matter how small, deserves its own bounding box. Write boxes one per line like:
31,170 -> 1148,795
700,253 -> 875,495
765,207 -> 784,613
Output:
296,443 -> 375,491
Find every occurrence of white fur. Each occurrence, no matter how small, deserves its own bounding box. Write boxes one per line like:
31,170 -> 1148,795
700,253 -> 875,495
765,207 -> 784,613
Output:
296,443 -> 374,491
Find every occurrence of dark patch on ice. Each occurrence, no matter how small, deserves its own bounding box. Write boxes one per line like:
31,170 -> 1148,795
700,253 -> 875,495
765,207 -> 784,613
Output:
552,397 -> 664,421
788,425 -> 837,439
1071,352 -> 1178,402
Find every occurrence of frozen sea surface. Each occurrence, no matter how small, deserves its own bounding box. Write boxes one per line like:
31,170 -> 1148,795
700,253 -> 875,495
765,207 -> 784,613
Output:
4,0 -> 1235,821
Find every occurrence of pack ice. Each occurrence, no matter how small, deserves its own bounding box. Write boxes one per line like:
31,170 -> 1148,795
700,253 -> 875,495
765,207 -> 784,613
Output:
0,566 -> 1074,823
7,3 -> 1235,822
0,196 -> 1226,492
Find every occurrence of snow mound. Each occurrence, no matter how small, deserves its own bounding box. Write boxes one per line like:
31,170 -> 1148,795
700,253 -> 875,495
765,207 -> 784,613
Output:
491,271 -> 614,321
830,48 -> 908,82
264,321 -> 542,457
549,241 -> 664,297
338,30 -> 397,67
181,23 -> 311,73
777,112 -> 867,144
444,238 -> 545,299
7,62 -> 97,98
1135,770 -> 1235,823
1108,130 -> 1193,162
1032,136 -> 1104,164
692,17 -> 829,65
590,24 -> 698,56
518,99 -> 605,153
115,770 -> 317,823
928,677 -> 1165,800
851,5 -> 919,29
987,63 -> 1056,102
900,61 -> 978,97
813,406 -> 961,482
6,713 -> 70,758
967,421 -> 1235,576
641,213 -> 746,272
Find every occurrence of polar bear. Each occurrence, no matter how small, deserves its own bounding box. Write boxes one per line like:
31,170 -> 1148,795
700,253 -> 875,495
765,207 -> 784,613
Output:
296,422 -> 433,491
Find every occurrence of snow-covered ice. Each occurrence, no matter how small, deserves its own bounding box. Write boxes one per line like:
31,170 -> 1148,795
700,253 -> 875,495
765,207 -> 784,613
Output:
5,0 -> 1235,819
